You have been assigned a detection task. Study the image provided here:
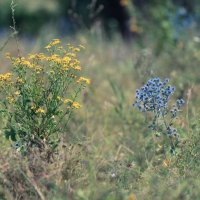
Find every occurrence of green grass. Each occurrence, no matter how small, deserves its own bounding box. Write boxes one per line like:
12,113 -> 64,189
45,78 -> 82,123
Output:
0,31 -> 200,200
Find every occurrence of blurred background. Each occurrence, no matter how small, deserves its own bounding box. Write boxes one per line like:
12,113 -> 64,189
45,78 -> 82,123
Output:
0,0 -> 199,46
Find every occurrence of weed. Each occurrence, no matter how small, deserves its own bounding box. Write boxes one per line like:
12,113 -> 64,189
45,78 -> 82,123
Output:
0,40 -> 90,153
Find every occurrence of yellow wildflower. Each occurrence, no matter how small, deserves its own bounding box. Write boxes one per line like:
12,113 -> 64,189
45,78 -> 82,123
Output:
45,45 -> 51,49
72,47 -> 80,52
62,65 -> 70,71
12,57 -> 34,68
36,107 -> 45,114
47,54 -> 62,64
14,91 -> 20,96
65,53 -> 76,58
37,53 -> 46,60
73,59 -> 80,65
34,66 -> 43,74
72,101 -> 81,109
45,39 -> 61,49
12,57 -> 22,65
73,66 -> 81,71
31,104 -> 36,110
22,60 -> 34,68
77,77 -> 91,84
28,54 -> 36,60
62,56 -> 71,64
0,73 -> 12,82
47,54 -> 58,61
63,99 -> 72,104
16,77 -> 24,84
6,96 -> 15,103
52,39 -> 61,46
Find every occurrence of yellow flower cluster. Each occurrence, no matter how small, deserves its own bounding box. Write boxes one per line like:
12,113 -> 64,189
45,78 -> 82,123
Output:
0,73 -> 12,82
35,107 -> 45,114
46,54 -> 73,68
14,91 -> 20,96
6,96 -> 15,103
45,39 -> 61,49
16,77 -> 24,84
4,39 -> 89,112
28,53 -> 46,61
63,99 -> 81,109
4,91 -> 20,104
72,101 -> 81,109
8,40 -> 89,81
77,77 -> 91,84
1,39 -> 89,152
12,57 -> 34,68
63,98 -> 72,104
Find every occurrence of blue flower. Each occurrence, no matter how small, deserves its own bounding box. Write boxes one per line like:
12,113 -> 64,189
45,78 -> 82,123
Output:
170,99 -> 185,118
133,77 -> 175,116
133,77 -> 185,151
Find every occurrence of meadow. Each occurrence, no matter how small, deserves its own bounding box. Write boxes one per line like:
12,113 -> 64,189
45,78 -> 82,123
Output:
0,5 -> 200,199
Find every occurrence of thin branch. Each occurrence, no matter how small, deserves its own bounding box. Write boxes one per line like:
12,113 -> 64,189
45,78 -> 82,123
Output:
10,0 -> 21,57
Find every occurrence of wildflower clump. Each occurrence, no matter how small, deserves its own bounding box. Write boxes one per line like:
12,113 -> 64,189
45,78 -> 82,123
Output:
0,39 -> 90,153
133,77 -> 184,153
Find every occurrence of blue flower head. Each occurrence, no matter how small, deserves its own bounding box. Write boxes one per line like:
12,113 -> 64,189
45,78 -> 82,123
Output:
133,77 -> 185,150
133,77 -> 175,115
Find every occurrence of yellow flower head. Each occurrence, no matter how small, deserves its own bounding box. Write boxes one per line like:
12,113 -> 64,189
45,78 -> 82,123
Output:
45,45 -> 51,49
65,53 -> 76,58
62,56 -> 71,64
62,65 -> 70,71
28,54 -> 36,60
16,77 -> 24,84
72,101 -> 81,109
14,91 -> 20,96
6,96 -> 15,103
34,66 -> 43,74
45,39 -> 61,49
52,39 -> 61,45
73,66 -> 82,71
31,104 -> 36,110
77,77 -> 91,85
32,53 -> 46,61
72,47 -> 80,52
36,107 -> 45,114
63,99 -> 73,104
0,73 -> 12,82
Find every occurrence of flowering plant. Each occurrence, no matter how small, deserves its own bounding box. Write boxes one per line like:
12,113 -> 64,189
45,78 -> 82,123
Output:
0,39 -> 90,153
133,77 -> 184,154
